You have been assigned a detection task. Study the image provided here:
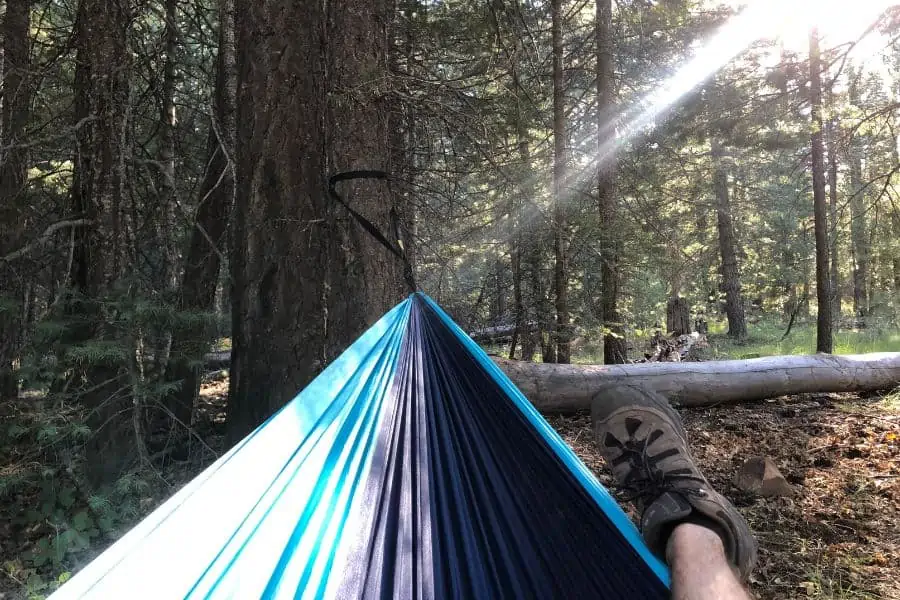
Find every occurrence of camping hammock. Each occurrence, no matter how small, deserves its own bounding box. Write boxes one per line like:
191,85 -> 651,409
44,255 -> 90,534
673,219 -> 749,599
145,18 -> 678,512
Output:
51,293 -> 670,599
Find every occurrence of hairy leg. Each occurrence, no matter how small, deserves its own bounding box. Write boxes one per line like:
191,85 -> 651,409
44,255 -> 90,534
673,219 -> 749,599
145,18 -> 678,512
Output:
667,523 -> 752,600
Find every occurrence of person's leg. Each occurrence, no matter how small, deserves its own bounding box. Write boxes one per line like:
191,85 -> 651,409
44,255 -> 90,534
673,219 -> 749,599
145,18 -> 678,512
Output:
591,384 -> 757,597
667,523 -> 752,600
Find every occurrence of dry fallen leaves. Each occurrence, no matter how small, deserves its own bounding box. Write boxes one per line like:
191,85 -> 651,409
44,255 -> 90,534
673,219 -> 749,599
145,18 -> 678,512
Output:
547,392 -> 900,600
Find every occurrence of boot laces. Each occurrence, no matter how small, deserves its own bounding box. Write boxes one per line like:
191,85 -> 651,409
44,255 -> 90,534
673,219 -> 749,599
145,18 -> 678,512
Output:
610,428 -> 706,505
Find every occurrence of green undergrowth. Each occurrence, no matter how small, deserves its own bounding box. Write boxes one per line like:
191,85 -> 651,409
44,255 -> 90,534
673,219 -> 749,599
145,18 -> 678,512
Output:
835,387 -> 900,418
0,397 -> 212,599
703,318 -> 900,360
799,564 -> 879,600
482,317 -> 900,364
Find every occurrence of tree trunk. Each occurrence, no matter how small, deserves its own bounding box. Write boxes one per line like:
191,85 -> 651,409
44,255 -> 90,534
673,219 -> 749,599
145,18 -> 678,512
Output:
493,353 -> 900,412
551,0 -> 570,363
509,36 -> 530,361
847,91 -> 870,321
596,0 -> 626,364
522,243 -> 540,362
892,209 -> 900,301
0,0 -> 31,398
393,0 -> 421,275
695,193 -> 714,316
228,0 -> 405,444
848,158 -> 869,320
165,0 -> 236,434
69,0 -> 132,480
892,132 -> 900,303
808,29 -> 833,352
666,296 -> 691,336
493,249 -> 506,323
846,68 -> 871,321
538,266 -> 556,363
712,138 -> 747,338
826,117 -> 841,323
509,243 -> 523,359
150,0 -> 180,378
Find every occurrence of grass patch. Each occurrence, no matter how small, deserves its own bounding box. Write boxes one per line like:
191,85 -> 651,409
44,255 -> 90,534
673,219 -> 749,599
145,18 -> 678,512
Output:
879,388 -> 900,412
475,318 -> 900,364
834,385 -> 900,418
799,565 -> 879,600
703,319 -> 900,360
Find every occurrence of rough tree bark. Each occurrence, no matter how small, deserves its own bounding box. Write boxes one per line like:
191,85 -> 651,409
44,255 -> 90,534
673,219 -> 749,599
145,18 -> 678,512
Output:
521,249 -> 541,362
665,262 -> 690,336
165,0 -> 235,433
396,0 -> 421,275
597,0 -> 627,364
537,270 -> 556,363
826,117 -> 841,323
0,0 -> 31,398
509,243 -> 524,359
228,0 -> 405,444
149,0 -> 180,377
493,254 -> 506,324
69,0 -> 132,480
848,153 -> 869,320
666,296 -> 691,336
493,353 -> 900,412
847,69 -> 871,320
551,0 -> 570,363
893,209 -> 900,300
808,29 -> 833,352
712,137 -> 747,338
509,29 -> 531,361
892,138 -> 900,300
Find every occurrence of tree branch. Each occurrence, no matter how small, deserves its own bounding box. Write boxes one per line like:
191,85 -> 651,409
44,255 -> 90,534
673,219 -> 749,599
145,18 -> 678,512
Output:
0,219 -> 93,263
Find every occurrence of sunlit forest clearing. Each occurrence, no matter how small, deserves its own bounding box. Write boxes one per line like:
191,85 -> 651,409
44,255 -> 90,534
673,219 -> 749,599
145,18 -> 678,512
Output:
2,0 -> 900,598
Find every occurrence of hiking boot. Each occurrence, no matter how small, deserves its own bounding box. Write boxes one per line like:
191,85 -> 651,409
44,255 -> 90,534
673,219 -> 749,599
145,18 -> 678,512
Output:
591,384 -> 757,580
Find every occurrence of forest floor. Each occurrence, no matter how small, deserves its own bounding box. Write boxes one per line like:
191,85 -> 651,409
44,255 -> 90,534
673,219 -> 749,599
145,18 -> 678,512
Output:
3,378 -> 898,599
548,391 -> 900,600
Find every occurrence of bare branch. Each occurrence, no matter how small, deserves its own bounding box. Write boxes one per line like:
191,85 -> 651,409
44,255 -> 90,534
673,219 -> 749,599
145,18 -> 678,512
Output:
0,219 -> 93,263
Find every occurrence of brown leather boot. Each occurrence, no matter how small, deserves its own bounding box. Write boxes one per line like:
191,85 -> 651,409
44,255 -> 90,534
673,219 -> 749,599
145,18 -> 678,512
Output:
592,383 -> 757,580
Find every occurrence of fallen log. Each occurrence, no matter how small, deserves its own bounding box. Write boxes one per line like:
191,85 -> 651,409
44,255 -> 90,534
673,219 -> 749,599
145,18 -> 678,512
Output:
468,321 -> 537,344
493,353 -> 900,411
205,350 -> 900,411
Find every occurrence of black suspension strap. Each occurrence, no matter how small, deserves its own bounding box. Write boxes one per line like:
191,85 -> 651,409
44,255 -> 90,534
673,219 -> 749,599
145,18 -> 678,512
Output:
328,170 -> 417,292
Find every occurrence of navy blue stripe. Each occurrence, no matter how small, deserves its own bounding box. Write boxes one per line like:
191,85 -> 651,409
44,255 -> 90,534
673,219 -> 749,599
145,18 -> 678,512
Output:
339,296 -> 668,598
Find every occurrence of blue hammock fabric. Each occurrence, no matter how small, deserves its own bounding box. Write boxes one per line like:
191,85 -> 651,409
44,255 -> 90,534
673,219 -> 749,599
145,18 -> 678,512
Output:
51,294 -> 670,599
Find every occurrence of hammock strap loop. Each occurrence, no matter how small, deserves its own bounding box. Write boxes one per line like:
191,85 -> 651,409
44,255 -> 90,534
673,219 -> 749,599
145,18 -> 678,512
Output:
328,170 -> 417,292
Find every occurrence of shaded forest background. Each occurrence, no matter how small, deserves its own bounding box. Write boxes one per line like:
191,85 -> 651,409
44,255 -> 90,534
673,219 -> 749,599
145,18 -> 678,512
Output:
1,0 -> 900,596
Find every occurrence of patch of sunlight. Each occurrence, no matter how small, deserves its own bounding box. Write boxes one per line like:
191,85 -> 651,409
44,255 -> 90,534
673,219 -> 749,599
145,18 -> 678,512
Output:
705,320 -> 900,359
878,388 -> 900,414
834,386 -> 900,418
800,565 -> 878,600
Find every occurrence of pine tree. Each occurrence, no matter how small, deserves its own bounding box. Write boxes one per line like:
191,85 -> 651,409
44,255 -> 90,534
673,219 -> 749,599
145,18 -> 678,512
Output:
808,28 -> 833,353
227,0 -> 406,443
0,0 -> 31,398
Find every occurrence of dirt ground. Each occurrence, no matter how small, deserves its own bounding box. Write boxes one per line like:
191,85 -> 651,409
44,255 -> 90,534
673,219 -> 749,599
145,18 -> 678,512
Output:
547,393 -> 900,600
